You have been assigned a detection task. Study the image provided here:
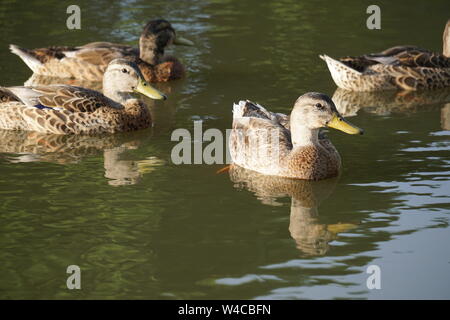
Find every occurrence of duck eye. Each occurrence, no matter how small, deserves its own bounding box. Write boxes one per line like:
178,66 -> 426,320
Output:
315,103 -> 325,110
122,68 -> 128,73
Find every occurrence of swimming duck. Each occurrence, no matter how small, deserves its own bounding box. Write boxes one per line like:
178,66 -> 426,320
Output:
9,19 -> 194,82
0,58 -> 166,134
320,20 -> 450,91
229,92 -> 363,180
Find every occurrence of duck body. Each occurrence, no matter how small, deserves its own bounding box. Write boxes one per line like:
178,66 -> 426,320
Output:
0,87 -> 151,134
229,93 -> 363,180
321,20 -> 450,91
9,20 -> 192,83
0,59 -> 166,134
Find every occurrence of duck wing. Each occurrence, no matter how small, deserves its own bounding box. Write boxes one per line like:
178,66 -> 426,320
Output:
62,42 -> 137,66
5,85 -> 121,112
337,45 -> 449,71
391,50 -> 450,68
233,99 -> 290,129
364,46 -> 449,68
10,43 -> 130,66
230,100 -> 292,173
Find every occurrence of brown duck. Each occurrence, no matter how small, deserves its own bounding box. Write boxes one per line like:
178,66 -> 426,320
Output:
320,19 -> 450,91
0,59 -> 166,134
229,92 -> 363,180
9,19 -> 194,83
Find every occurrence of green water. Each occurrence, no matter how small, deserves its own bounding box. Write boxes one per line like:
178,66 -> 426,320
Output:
0,0 -> 450,299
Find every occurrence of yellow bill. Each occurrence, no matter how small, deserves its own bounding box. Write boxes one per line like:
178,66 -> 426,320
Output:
327,113 -> 364,135
327,223 -> 358,234
173,35 -> 194,46
135,78 -> 167,100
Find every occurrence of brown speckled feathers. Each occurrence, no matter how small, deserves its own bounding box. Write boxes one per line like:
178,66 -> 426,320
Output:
0,85 -> 151,134
229,99 -> 342,180
9,20 -> 188,82
321,21 -> 450,91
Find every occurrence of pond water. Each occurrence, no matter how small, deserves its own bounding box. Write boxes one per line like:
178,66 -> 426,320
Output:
0,0 -> 449,299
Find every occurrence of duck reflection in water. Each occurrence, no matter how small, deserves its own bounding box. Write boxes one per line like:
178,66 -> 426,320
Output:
228,165 -> 357,256
441,103 -> 450,130
0,130 -> 164,186
333,88 -> 450,130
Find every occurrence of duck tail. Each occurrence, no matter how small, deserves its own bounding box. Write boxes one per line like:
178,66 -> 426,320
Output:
320,54 -> 363,90
0,87 -> 21,104
232,100 -> 247,118
320,54 -> 362,75
233,100 -> 272,120
9,44 -> 43,73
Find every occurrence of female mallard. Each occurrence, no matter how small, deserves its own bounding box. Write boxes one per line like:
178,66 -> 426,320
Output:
229,92 -> 363,180
320,20 -> 450,91
9,19 -> 193,82
0,58 -> 166,134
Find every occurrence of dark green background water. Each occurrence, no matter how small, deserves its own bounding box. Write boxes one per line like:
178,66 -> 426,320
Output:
0,0 -> 449,299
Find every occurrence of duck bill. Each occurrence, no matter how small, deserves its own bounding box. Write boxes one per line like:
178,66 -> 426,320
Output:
173,36 -> 194,46
135,79 -> 167,100
327,113 -> 364,135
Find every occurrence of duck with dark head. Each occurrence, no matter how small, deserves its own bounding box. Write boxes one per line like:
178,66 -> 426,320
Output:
9,19 -> 194,83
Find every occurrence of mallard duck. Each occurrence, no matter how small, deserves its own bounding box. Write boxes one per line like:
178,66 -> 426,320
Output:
0,58 -> 166,134
320,20 -> 450,91
229,92 -> 363,180
9,19 -> 194,82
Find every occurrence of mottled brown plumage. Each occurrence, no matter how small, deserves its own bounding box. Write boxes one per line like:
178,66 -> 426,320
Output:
0,59 -> 166,134
229,93 -> 363,180
321,20 -> 450,91
10,19 -> 193,82
137,55 -> 186,82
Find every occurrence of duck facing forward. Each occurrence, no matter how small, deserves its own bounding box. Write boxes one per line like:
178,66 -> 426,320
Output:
320,20 -> 450,91
229,92 -> 363,180
9,19 -> 194,82
0,59 -> 166,134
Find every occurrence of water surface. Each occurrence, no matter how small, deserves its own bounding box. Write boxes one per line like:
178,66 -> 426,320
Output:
0,0 -> 449,299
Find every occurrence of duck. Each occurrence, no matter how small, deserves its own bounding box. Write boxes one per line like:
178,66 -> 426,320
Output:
0,58 -> 167,134
320,19 -> 450,91
9,19 -> 194,83
229,92 -> 363,180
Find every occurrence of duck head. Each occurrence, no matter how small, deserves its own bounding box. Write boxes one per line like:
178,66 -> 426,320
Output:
443,19 -> 450,57
103,58 -> 167,103
290,92 -> 363,147
139,19 -> 194,64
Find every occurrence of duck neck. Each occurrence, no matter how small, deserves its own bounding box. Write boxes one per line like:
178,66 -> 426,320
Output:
443,22 -> 450,57
291,124 -> 319,149
139,36 -> 164,65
